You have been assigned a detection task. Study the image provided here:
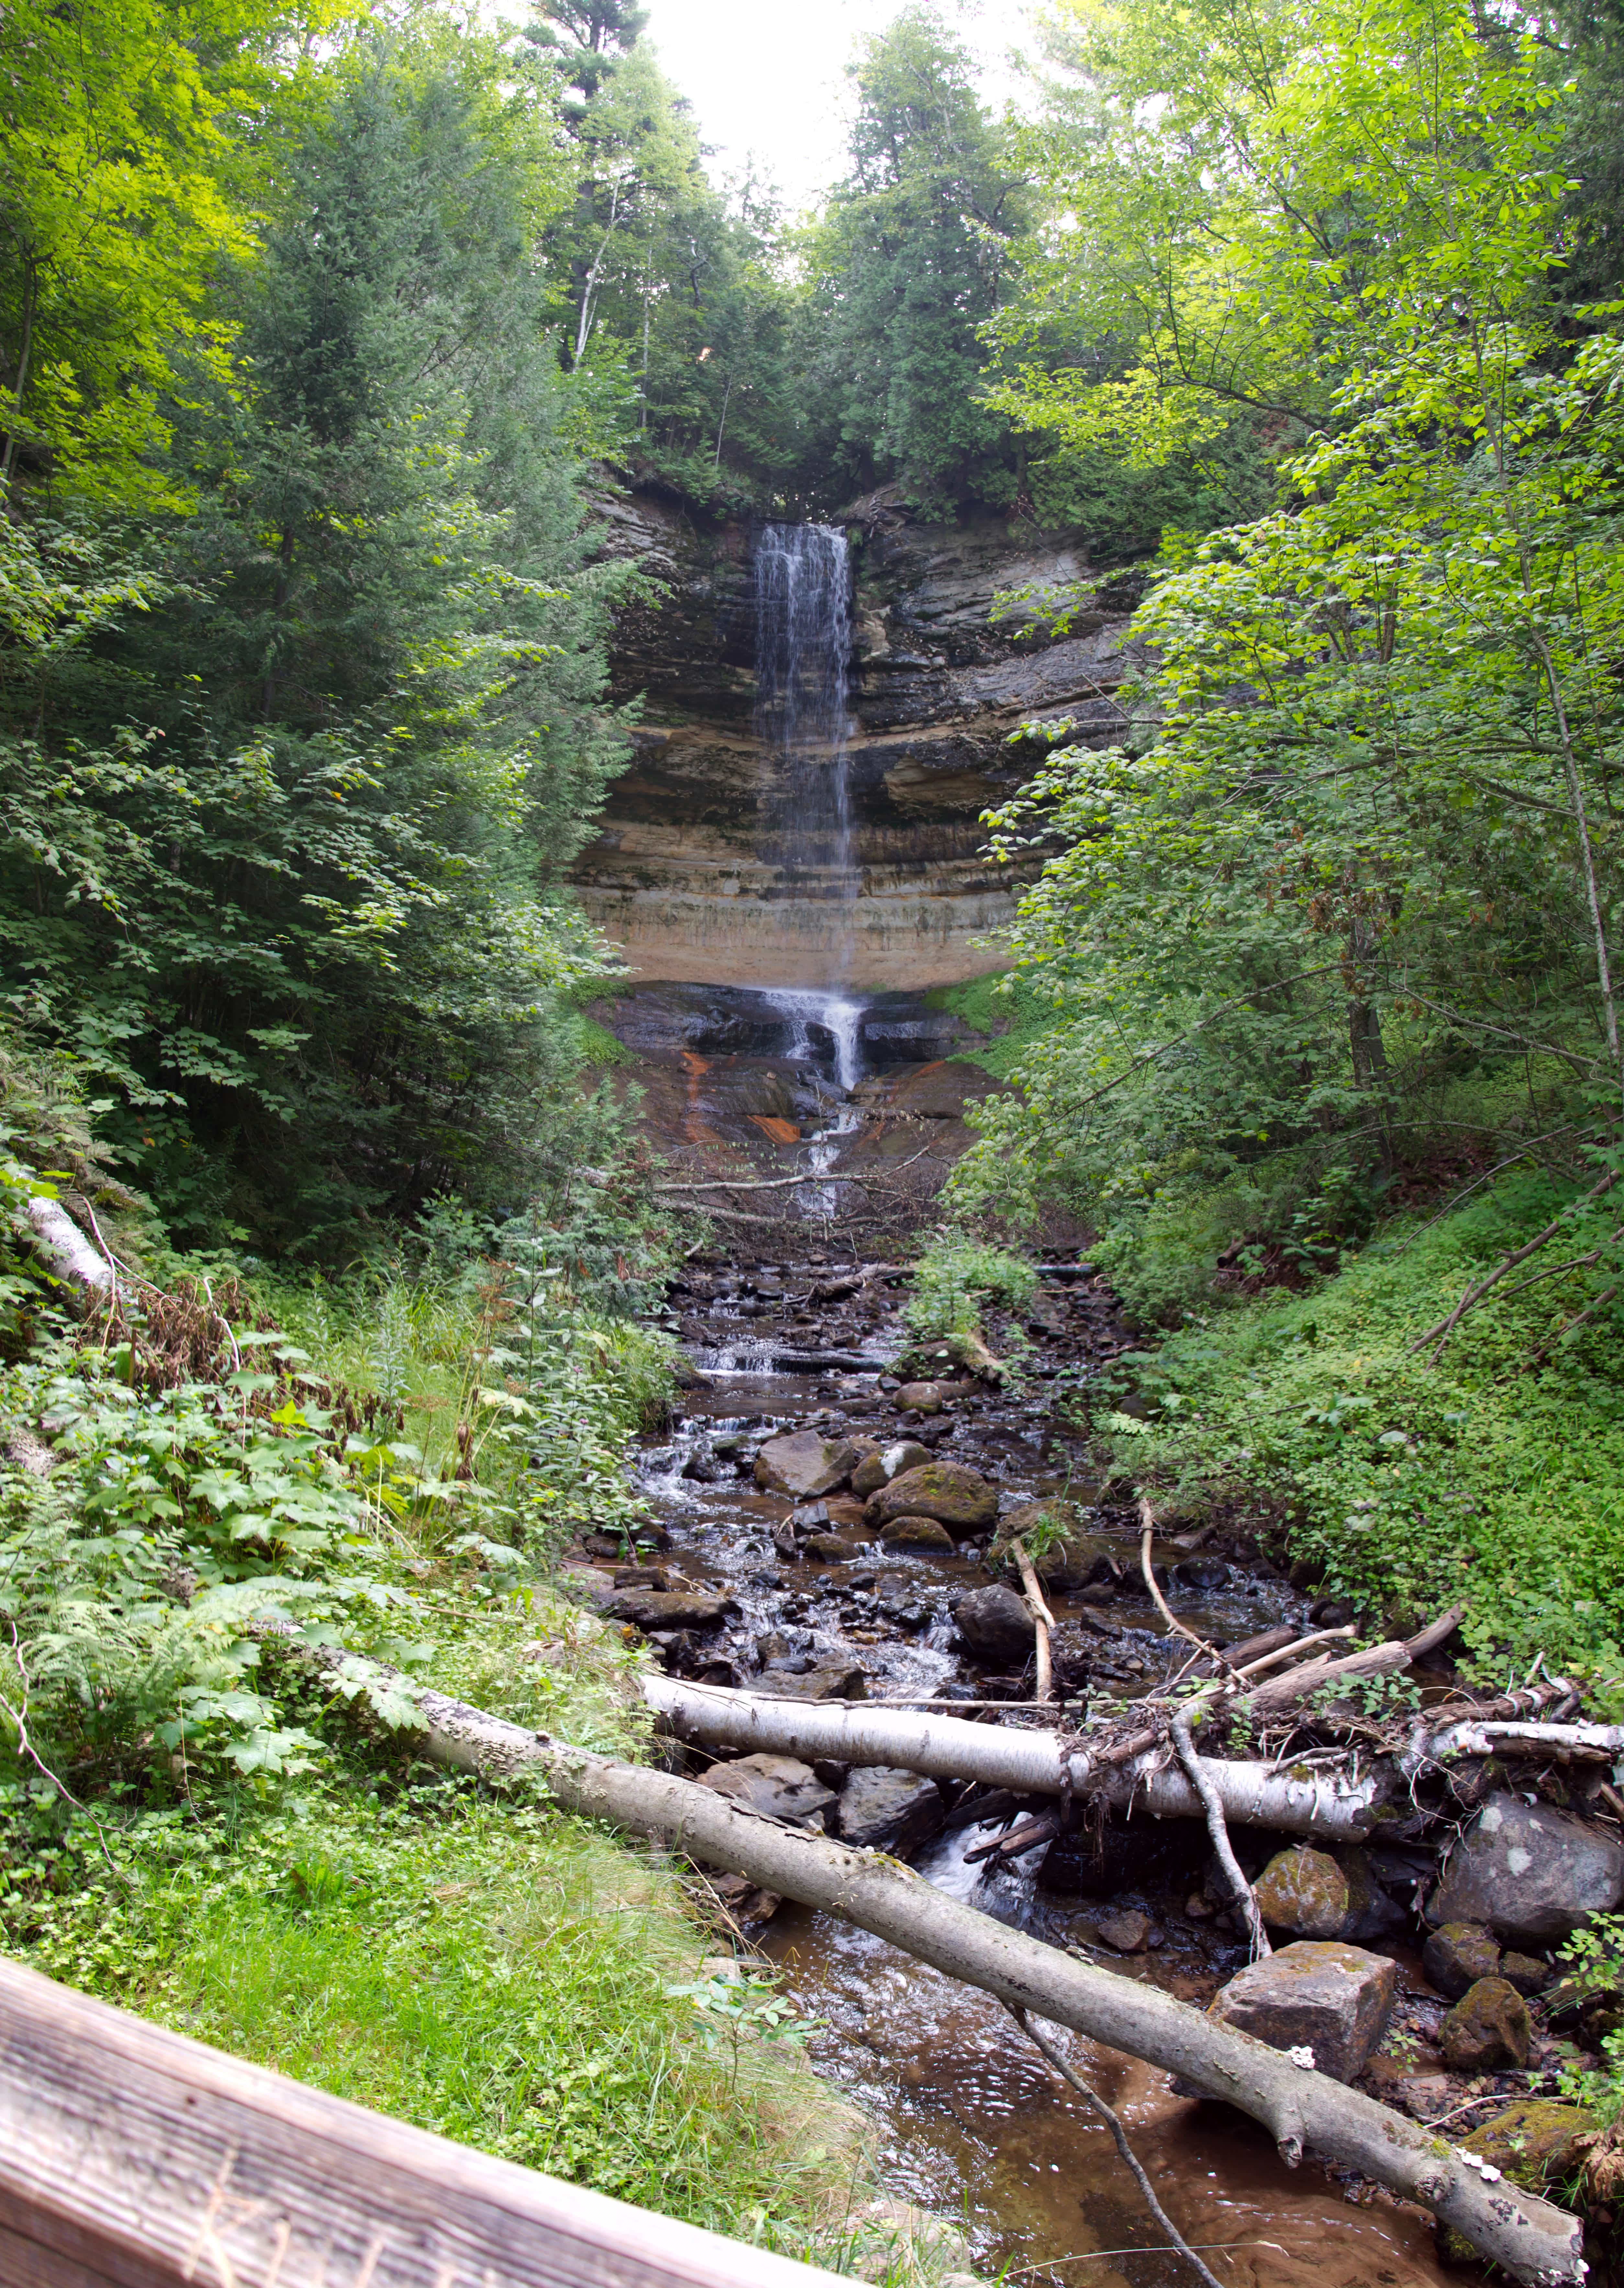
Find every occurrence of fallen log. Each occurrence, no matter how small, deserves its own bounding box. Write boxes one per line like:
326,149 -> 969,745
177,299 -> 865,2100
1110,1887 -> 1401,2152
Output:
640,1676 -> 1389,1839
1417,1719 -> 1624,1765
308,1651 -> 1583,2285
23,1196 -> 114,1295
1235,1605 -> 1466,1723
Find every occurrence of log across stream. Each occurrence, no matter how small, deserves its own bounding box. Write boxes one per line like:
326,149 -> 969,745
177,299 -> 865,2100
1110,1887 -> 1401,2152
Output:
584,1258 -> 1519,2288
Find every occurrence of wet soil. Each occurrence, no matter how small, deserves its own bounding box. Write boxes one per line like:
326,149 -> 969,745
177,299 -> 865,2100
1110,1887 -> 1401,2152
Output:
572,1249 -> 1496,2288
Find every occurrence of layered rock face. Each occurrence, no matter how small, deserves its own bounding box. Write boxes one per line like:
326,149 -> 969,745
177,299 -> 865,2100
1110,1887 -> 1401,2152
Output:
570,481 -> 1143,991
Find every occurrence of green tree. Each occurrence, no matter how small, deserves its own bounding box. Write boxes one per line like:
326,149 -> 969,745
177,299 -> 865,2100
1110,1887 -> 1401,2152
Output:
3,25 -> 633,1245
953,0 -> 1624,1316
795,6 -> 1029,513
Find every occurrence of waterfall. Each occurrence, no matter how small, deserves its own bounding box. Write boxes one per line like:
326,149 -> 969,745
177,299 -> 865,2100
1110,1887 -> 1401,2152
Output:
754,522 -> 854,924
753,522 -> 863,1210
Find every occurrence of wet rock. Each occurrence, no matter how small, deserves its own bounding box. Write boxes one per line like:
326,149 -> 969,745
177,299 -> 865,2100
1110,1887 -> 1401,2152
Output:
747,1656 -> 868,1701
895,1381 -> 944,1413
953,1583 -> 1035,1665
1093,1910 -> 1151,1954
1500,1951 -> 1552,1996
605,1588 -> 731,1631
878,1515 -> 956,1553
698,1753 -> 836,1826
1421,1921 -> 1501,1999
770,1520 -> 802,1562
851,1452 -> 889,1498
804,1532 -> 852,1561
1210,1941 -> 1397,2083
681,1445 -> 726,1483
1440,1976 -> 1531,2069
1427,1789 -> 1624,1945
1253,1847 -> 1400,1944
867,1460 -> 999,1536
755,1630 -> 791,1665
1048,1624 -> 1097,1696
787,1501 -> 831,1530
1173,1555 -> 1230,1591
874,1573 -> 934,1625
883,1438 -> 934,1479
837,1767 -> 945,1855
993,1502 -> 1121,1592
823,1495 -> 868,1527
754,1429 -> 863,1498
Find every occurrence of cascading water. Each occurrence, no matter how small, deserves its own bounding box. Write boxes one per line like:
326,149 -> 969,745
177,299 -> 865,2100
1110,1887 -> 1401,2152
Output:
753,522 -> 864,1215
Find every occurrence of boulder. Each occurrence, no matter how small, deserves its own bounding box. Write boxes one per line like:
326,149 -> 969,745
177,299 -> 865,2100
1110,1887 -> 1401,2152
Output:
879,1515 -> 956,1553
1500,1951 -> 1552,1996
787,1501 -> 831,1531
851,1452 -> 889,1498
770,1520 -> 801,1562
954,1583 -> 1035,1665
1253,1847 -> 1401,1944
1209,1941 -> 1397,2083
1440,1977 -> 1532,2070
754,1429 -> 862,1498
867,1460 -> 999,1537
1428,1790 -> 1624,1945
994,1503 -> 1121,1592
873,1573 -> 934,1626
883,1439 -> 934,1480
896,1381 -> 945,1414
1422,1921 -> 1501,1999
698,1754 -> 835,1827
804,1533 -> 854,1561
745,1656 -> 867,1702
1460,2100 -> 1593,2192
836,1767 -> 945,1855
605,1588 -> 731,1631
1173,1555 -> 1230,1591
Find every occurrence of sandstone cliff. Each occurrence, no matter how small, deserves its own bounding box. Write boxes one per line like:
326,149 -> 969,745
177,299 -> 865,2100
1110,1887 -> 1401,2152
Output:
570,480 -> 1145,992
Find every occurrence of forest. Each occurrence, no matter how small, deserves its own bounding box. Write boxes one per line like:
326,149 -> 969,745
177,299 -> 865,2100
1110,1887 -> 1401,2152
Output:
4,0 -> 1624,2277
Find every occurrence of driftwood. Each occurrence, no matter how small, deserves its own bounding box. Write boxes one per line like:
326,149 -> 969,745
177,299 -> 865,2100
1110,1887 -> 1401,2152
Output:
1009,1538 -> 1055,1702
301,1650 -> 1585,2285
641,1676 -> 1391,1839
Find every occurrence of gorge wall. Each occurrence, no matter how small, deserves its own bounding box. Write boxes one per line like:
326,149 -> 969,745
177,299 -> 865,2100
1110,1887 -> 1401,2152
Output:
571,482 -> 1146,992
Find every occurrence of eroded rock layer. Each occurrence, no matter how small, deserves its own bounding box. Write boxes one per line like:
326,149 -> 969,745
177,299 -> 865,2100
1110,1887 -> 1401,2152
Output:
572,482 -> 1143,990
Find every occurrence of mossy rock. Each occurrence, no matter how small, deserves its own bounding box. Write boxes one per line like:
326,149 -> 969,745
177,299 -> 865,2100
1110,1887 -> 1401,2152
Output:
1440,1976 -> 1531,2069
1438,2100 -> 1595,2263
992,1501 -> 1121,1591
865,1461 -> 998,1537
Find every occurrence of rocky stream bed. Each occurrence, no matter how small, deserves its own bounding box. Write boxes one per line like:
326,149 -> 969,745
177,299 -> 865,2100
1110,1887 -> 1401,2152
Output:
559,1252 -> 1623,2288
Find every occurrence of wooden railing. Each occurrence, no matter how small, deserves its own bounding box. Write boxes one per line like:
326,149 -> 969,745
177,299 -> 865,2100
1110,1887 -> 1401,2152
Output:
0,1956 -> 851,2288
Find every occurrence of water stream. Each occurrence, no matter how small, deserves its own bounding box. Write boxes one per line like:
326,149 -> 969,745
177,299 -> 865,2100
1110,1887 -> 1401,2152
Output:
638,527 -> 1465,2285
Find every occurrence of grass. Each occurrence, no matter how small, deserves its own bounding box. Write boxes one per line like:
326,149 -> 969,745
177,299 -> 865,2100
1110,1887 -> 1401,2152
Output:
1083,1171 -> 1624,1696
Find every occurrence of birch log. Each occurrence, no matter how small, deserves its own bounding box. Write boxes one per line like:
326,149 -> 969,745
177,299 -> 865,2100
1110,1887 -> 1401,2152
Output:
353,1665 -> 1583,2286
640,1677 -> 1388,1838
24,1196 -> 113,1294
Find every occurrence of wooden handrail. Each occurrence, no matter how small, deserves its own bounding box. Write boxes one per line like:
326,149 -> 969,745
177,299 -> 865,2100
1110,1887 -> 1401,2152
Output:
0,1955 -> 851,2288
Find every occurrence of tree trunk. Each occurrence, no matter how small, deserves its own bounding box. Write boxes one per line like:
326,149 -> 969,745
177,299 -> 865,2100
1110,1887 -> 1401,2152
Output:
324,1655 -> 1582,2285
640,1676 -> 1389,1838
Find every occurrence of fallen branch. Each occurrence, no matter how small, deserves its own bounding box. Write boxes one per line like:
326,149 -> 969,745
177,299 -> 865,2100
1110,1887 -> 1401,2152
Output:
1236,1605 -> 1466,1723
1412,1166 -> 1619,1358
1171,1708 -> 1269,1962
1009,2005 -> 1226,2288
1010,1537 -> 1055,1703
1138,1503 -> 1226,1663
1419,1719 -> 1624,1764
302,1648 -> 1583,2284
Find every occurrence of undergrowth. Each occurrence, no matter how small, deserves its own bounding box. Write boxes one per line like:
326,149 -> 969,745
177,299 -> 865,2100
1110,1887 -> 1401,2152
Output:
1078,1172 -> 1624,1695
923,971 -> 1059,1083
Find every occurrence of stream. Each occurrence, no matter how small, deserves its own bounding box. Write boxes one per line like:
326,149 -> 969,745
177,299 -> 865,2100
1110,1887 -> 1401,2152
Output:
615,1265 -> 1464,2288
596,517 -> 1472,2285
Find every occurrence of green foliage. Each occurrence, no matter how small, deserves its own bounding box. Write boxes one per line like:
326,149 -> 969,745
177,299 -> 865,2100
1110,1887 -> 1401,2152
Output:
1082,1174 -> 1624,1686
903,1232 -> 1036,1343
1557,1915 -> 1624,2127
794,8 -> 1030,513
924,970 -> 1062,1084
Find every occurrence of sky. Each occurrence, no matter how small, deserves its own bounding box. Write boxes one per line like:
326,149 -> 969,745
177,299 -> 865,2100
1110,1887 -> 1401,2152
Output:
638,0 -> 1035,214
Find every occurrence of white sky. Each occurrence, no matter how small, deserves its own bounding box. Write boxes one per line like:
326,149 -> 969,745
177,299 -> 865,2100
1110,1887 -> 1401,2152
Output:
639,0 -> 1036,214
